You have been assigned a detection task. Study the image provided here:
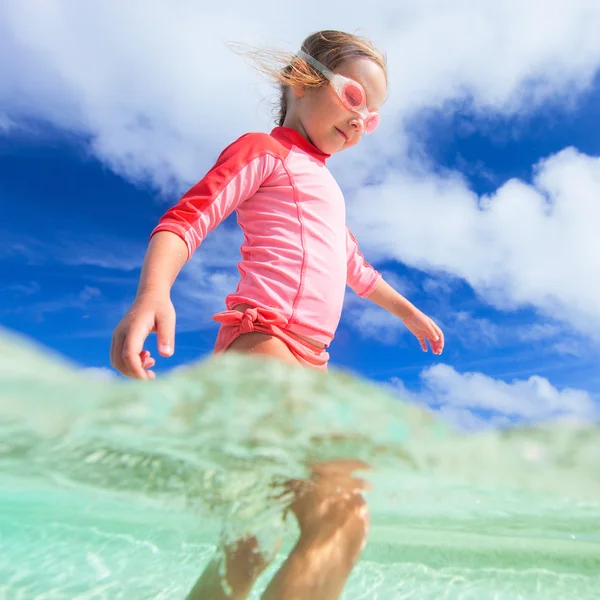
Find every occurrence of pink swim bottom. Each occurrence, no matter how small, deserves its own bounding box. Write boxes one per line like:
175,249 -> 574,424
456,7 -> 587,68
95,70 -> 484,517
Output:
212,306 -> 329,372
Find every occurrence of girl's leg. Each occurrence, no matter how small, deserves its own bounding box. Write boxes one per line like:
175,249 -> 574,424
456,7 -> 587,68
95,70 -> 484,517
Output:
225,331 -> 301,365
186,339 -> 367,600
185,461 -> 370,600
185,333 -> 298,600
260,460 -> 370,600
184,536 -> 275,600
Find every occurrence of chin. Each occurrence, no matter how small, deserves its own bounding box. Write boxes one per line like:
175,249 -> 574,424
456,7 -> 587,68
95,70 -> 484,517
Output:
320,134 -> 347,155
307,127 -> 347,155
312,138 -> 337,155
321,143 -> 341,155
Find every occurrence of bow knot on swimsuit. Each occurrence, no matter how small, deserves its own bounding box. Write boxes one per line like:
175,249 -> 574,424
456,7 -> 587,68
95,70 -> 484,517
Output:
239,308 -> 259,334
212,305 -> 330,370
213,306 -> 289,332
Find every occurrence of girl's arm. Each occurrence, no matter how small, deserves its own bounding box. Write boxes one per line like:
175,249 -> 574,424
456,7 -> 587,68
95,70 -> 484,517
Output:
136,230 -> 188,297
366,278 -> 445,355
345,229 -> 444,354
110,231 -> 186,380
366,278 -> 417,320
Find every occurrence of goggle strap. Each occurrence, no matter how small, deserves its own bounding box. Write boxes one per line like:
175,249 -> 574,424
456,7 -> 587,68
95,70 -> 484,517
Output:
296,50 -> 334,80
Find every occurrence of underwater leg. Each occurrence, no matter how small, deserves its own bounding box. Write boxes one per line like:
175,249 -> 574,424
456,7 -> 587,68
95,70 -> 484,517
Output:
184,535 -> 274,600
260,459 -> 371,600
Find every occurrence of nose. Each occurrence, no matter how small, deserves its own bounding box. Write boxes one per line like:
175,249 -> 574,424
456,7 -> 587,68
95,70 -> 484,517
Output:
348,116 -> 363,133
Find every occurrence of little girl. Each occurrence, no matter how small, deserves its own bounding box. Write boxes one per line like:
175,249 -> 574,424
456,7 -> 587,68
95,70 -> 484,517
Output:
112,29 -> 443,600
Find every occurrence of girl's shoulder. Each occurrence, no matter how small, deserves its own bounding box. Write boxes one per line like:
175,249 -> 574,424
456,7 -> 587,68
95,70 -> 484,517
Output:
209,131 -> 290,182
218,131 -> 288,162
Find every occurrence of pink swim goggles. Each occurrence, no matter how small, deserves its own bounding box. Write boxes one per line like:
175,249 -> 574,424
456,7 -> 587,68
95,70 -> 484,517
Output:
297,50 -> 380,134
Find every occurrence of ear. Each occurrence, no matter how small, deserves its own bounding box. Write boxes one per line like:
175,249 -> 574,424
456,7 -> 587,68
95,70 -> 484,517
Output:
291,85 -> 305,99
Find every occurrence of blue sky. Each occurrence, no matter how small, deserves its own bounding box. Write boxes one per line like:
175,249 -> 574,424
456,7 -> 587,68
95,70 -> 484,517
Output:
2,2 -> 600,431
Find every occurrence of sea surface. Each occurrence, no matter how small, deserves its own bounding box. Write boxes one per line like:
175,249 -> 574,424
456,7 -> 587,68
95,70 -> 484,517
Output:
1,330 -> 599,599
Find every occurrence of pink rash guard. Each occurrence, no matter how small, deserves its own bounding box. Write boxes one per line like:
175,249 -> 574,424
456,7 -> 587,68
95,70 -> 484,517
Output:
150,126 -> 381,347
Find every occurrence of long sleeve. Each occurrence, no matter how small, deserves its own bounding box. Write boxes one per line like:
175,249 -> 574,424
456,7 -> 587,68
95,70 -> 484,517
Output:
150,133 -> 283,260
346,226 -> 381,297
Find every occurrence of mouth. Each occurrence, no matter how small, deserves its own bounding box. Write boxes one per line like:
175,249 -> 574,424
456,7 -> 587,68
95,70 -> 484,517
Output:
335,127 -> 348,142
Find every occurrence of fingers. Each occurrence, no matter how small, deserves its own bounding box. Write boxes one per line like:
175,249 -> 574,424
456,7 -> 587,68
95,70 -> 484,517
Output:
111,299 -> 176,379
156,305 -> 176,357
429,320 -> 444,355
425,329 -> 438,353
111,327 -> 145,378
141,350 -> 155,369
141,351 -> 156,379
121,325 -> 152,380
111,332 -> 156,380
428,337 -> 440,354
110,329 -> 126,374
435,326 -> 445,354
416,316 -> 444,355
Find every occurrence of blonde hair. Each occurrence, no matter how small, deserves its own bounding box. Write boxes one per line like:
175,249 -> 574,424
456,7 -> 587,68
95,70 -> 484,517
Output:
233,30 -> 387,126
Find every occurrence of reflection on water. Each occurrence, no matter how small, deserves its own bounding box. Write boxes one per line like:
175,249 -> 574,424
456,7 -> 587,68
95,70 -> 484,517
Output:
1,329 -> 599,598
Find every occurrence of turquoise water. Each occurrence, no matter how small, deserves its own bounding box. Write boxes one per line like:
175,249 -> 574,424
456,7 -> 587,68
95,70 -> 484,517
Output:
1,330 -> 599,599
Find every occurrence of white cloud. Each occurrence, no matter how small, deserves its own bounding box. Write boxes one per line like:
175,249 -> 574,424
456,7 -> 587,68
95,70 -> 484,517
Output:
79,286 -> 101,302
517,323 -> 564,342
551,340 -> 584,357
0,230 -> 146,271
3,1 -> 600,189
350,147 -> 600,341
515,323 -> 586,356
2,283 -> 116,328
451,311 -> 499,347
343,295 -> 406,344
0,112 -> 15,132
392,364 -> 599,431
7,281 -> 41,296
3,1 -> 600,343
421,277 -> 455,298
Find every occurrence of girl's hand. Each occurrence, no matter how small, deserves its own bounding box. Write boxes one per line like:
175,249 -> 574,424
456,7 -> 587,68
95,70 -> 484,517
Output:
402,309 -> 444,355
110,291 -> 176,380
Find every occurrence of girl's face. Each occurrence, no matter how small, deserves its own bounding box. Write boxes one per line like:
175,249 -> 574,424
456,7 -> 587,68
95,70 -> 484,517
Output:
286,57 -> 387,155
